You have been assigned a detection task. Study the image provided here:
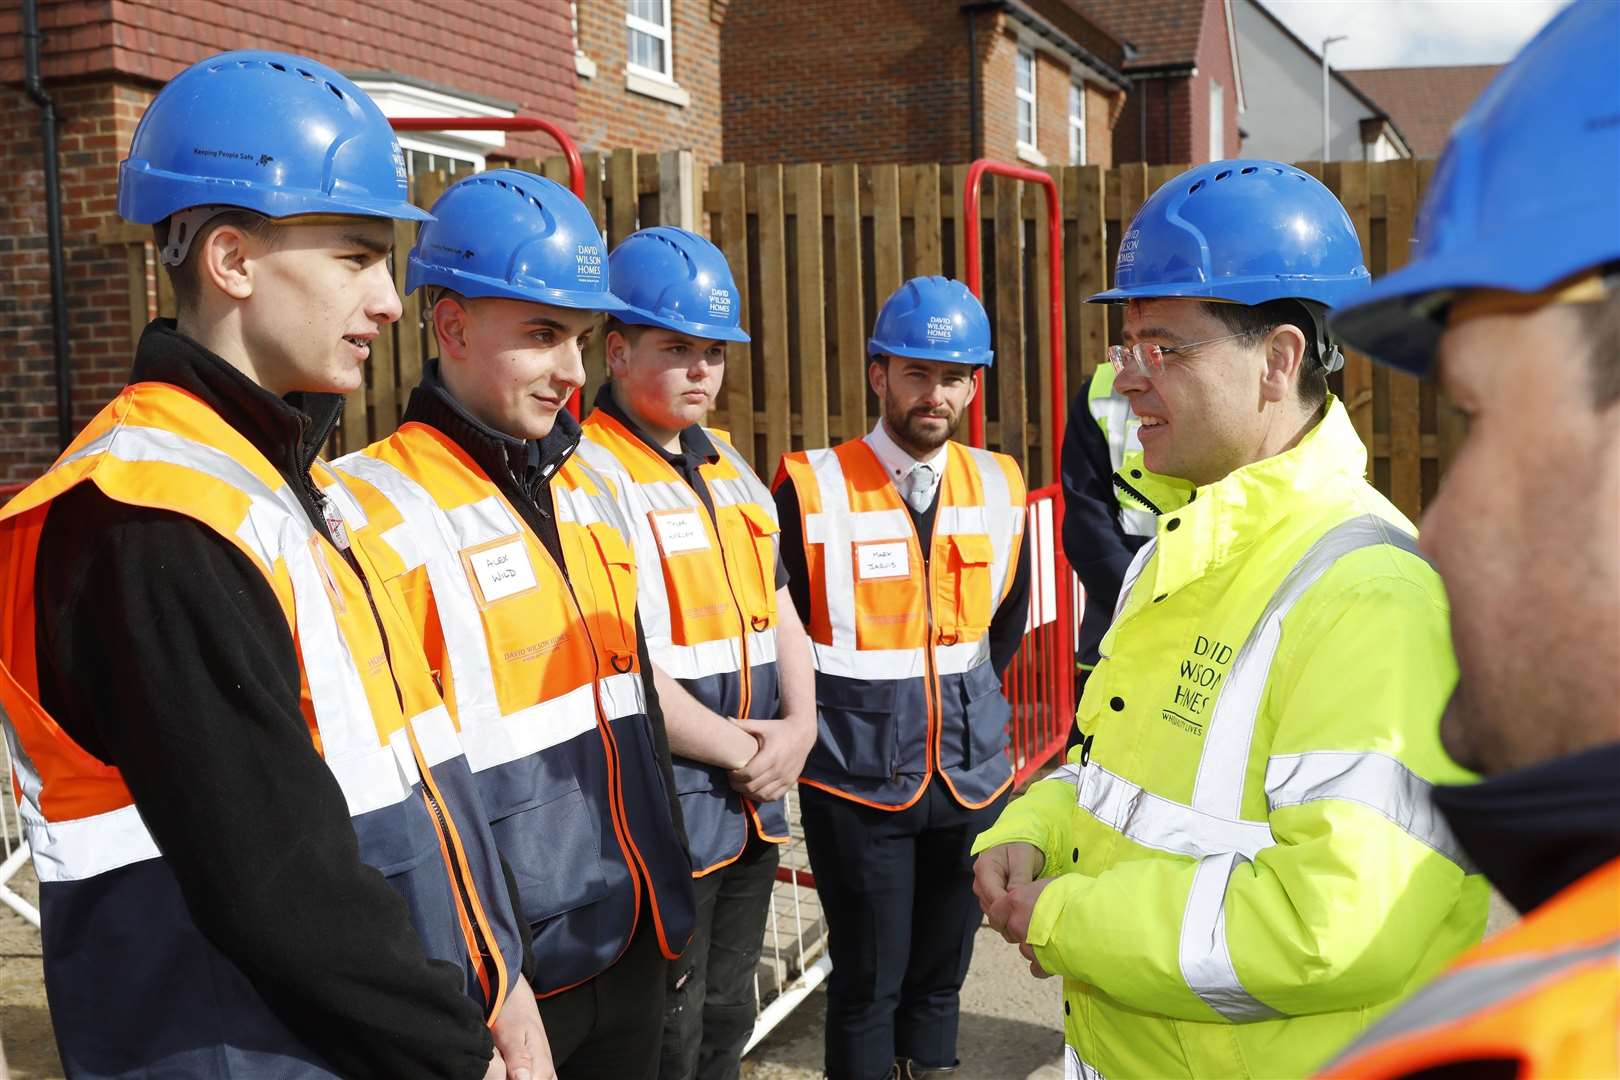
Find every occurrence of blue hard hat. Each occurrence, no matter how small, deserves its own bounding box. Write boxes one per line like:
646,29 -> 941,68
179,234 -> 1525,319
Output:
1331,0 -> 1620,376
119,50 -> 429,225
406,169 -> 624,312
608,227 -> 749,343
1088,159 -> 1370,310
868,276 -> 994,368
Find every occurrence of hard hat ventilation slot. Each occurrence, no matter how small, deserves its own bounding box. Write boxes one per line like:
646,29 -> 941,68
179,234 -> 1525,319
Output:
1215,170 -> 1232,181
1189,180 -> 1206,194
268,62 -> 286,72
1241,166 -> 1257,175
326,82 -> 345,100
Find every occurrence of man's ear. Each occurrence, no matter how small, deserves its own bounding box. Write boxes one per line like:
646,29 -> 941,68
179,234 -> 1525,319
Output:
195,224 -> 254,302
604,329 -> 631,379
1260,324 -> 1308,405
868,358 -> 888,398
432,296 -> 473,361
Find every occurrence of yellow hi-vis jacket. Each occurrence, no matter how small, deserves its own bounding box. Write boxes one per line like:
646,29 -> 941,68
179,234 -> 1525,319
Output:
972,397 -> 1487,1080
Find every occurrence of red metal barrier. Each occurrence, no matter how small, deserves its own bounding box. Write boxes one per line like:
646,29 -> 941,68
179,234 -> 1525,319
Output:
387,116 -> 586,200
1001,483 -> 1080,786
960,159 -> 1065,490
0,483 -> 25,503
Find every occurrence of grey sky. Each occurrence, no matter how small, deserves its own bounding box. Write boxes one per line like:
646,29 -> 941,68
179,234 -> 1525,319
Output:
1263,0 -> 1569,69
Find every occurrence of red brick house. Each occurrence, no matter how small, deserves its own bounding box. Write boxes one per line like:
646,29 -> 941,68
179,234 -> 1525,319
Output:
0,0 -> 591,482
1081,0 -> 1244,164
721,0 -> 1130,167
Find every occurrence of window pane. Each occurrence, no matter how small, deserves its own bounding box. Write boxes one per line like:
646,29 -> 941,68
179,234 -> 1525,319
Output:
1018,99 -> 1034,145
629,26 -> 666,72
1016,49 -> 1034,94
1069,82 -> 1081,121
629,0 -> 664,26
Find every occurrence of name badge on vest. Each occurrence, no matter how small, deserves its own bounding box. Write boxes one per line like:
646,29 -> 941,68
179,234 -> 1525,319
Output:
856,540 -> 910,580
651,508 -> 711,556
462,535 -> 539,605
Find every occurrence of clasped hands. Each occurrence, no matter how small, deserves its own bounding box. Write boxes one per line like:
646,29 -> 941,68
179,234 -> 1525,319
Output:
725,714 -> 817,804
973,841 -> 1059,979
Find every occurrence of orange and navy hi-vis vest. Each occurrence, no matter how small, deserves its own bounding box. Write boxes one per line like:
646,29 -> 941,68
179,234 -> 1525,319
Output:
331,421 -> 696,993
1319,857 -> 1619,1080
577,410 -> 789,875
0,383 -> 524,1078
778,438 -> 1026,810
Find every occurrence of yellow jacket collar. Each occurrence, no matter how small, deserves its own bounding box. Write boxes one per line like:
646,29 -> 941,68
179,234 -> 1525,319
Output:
1146,396 -> 1366,599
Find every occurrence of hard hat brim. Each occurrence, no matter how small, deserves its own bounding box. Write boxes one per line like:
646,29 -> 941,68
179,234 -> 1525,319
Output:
407,262 -> 629,313
868,340 -> 994,368
613,309 -> 751,343
119,162 -> 433,225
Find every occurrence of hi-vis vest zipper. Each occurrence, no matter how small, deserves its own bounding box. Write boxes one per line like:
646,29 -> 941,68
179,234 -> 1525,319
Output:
0,383 -> 523,1078
778,438 -> 1025,810
331,421 -> 695,993
577,412 -> 789,875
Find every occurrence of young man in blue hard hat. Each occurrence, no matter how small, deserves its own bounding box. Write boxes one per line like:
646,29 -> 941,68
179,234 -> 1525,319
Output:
574,226 -> 817,1080
0,51 -> 543,1078
331,170 -> 696,1080
971,161 -> 1486,1079
773,276 -> 1032,1080
1316,3 -> 1619,1075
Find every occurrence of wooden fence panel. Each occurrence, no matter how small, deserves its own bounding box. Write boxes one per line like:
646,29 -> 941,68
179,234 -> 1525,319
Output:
754,164 -> 792,471
872,164 -> 903,304
831,164 -> 867,442
1381,158 -> 1423,521
791,164 -> 830,450
712,163 -> 752,451
909,164 -> 942,278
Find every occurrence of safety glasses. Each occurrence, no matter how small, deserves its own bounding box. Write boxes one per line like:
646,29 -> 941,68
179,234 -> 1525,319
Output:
1106,331 -> 1251,377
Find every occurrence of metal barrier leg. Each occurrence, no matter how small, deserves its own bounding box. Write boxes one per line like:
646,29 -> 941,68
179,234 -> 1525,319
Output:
0,842 -> 40,928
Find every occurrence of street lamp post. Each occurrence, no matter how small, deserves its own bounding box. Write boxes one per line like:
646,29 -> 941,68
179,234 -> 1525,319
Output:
1322,34 -> 1348,161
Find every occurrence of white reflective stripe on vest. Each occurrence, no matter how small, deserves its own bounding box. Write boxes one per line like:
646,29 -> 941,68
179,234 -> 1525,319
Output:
653,628 -> 777,682
1266,750 -> 1476,870
1180,851 -> 1284,1022
962,444 -> 1024,605
1048,762 -> 1273,860
598,669 -> 646,720
809,636 -> 990,681
1106,537 -> 1158,642
1064,1043 -> 1108,1080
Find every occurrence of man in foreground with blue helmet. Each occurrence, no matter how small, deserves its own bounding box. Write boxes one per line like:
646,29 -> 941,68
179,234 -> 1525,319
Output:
575,226 -> 817,1080
1317,3 -> 1619,1075
971,162 -> 1485,1079
0,52 -> 544,1078
331,171 -> 698,1079
774,277 -> 1031,1080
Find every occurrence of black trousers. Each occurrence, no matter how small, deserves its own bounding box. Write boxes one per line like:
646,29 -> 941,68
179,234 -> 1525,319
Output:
800,782 -> 1008,1080
539,902 -> 669,1080
659,832 -> 781,1080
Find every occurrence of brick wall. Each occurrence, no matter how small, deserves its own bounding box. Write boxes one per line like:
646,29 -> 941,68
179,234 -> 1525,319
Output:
0,1 -> 577,158
1109,0 -> 1239,167
576,0 -> 723,170
723,0 -> 976,164
0,0 -> 580,480
1188,0 -> 1241,163
1,79 -> 149,481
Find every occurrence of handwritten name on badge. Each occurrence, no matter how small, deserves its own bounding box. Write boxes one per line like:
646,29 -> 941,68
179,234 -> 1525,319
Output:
467,538 -> 537,604
653,509 -> 711,555
856,541 -> 910,580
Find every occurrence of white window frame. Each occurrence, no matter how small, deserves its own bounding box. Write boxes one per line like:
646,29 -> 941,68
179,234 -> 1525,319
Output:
1068,81 -> 1086,165
626,0 -> 674,83
1209,79 -> 1225,162
624,0 -> 689,107
572,2 -> 597,78
353,78 -> 513,177
1015,46 -> 1041,164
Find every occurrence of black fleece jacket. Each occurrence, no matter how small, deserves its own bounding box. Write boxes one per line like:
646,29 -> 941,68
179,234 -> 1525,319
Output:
35,322 -> 498,1080
403,364 -> 687,854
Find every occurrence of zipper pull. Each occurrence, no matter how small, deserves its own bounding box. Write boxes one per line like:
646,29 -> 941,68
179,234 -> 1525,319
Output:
321,496 -> 351,551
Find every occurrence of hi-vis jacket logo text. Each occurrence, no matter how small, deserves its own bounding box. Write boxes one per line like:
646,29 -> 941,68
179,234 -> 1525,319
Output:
1162,634 -> 1233,737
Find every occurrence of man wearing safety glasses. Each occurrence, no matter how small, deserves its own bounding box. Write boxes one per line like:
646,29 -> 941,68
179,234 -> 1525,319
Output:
971,160 -> 1485,1079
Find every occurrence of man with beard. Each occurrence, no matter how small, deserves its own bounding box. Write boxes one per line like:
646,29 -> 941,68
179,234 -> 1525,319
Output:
773,276 -> 1031,1080
1316,2 -> 1619,1075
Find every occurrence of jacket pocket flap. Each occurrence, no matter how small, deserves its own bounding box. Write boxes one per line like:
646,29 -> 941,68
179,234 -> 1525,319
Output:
949,533 -> 993,565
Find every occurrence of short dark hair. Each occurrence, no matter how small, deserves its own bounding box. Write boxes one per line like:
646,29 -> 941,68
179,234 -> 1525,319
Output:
1569,291 -> 1620,407
153,210 -> 284,312
1201,299 -> 1328,410
604,317 -> 649,345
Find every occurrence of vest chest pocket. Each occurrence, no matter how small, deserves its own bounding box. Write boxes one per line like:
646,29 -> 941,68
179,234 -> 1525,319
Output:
727,503 -> 779,631
578,522 -> 640,662
649,508 -> 737,645
939,533 -> 994,639
811,676 -> 899,780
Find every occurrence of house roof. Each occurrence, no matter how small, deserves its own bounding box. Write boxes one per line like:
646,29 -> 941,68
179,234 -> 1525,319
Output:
1075,0 -> 1209,70
1343,64 -> 1501,157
